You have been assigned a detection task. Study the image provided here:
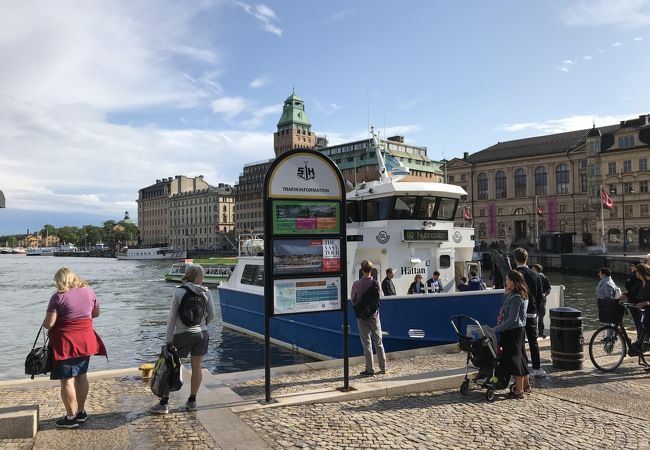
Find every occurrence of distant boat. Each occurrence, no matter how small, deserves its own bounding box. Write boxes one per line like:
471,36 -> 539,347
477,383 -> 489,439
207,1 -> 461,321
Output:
164,258 -> 237,285
116,246 -> 187,260
11,247 -> 26,255
25,247 -> 56,256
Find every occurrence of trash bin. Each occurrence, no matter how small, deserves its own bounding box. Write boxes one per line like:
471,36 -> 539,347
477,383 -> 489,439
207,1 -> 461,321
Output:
549,307 -> 583,370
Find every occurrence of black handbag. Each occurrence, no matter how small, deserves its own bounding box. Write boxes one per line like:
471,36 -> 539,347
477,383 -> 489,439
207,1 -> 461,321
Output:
25,326 -> 53,379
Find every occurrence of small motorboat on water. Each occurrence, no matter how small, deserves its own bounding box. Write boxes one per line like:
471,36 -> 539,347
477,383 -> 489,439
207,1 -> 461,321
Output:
115,246 -> 187,260
164,258 -> 237,286
219,130 -> 565,360
25,247 -> 56,256
11,247 -> 26,255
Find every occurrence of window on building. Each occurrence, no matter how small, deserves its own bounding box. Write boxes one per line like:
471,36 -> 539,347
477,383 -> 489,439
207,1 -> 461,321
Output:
514,168 -> 526,197
497,208 -> 503,216
479,208 -> 485,217
624,182 -> 633,194
640,181 -> 649,193
580,159 -> 588,169
581,174 -> 588,193
477,173 -> 488,200
461,174 -> 466,181
556,163 -> 570,194
618,135 -> 635,149
641,204 -> 649,217
625,205 -> 633,217
495,171 -> 507,199
623,160 -> 632,173
640,159 -> 648,172
608,162 -> 617,174
534,166 -> 547,196
448,175 -> 454,182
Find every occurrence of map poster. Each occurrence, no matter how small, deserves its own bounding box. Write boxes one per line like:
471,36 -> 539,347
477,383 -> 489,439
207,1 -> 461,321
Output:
273,277 -> 341,315
272,200 -> 340,234
272,238 -> 341,275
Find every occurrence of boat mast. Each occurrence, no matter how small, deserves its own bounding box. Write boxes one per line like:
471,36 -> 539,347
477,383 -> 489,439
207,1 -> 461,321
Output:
370,127 -> 389,183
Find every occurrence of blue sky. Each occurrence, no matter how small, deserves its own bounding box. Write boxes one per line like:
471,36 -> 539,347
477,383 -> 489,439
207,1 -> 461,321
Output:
0,0 -> 649,235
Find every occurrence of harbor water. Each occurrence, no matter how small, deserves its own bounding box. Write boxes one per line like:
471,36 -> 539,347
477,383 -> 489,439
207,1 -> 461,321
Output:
0,255 -> 611,381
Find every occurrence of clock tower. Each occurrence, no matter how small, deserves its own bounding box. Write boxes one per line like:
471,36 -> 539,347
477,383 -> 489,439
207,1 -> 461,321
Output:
274,90 -> 315,156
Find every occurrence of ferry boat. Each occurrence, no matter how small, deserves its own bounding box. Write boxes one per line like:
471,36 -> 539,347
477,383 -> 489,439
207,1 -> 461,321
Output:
11,247 -> 26,255
115,246 -> 187,260
165,258 -> 237,285
218,132 -> 564,359
25,247 -> 56,256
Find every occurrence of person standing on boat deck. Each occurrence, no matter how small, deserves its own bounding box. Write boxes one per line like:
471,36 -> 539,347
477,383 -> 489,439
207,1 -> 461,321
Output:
151,264 -> 215,414
351,260 -> 387,376
513,248 -> 546,378
531,264 -> 551,338
426,271 -> 443,293
382,267 -> 396,296
407,274 -> 426,294
466,271 -> 486,291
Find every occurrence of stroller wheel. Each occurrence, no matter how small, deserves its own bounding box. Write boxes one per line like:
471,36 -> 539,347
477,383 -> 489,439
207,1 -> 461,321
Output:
485,388 -> 495,402
460,380 -> 470,396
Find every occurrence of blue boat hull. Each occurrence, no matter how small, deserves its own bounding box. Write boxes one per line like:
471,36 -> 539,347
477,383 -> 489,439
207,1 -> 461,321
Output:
219,287 -> 505,359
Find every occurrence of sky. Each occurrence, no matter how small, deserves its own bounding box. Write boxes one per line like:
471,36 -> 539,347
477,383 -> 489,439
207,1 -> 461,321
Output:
0,0 -> 649,235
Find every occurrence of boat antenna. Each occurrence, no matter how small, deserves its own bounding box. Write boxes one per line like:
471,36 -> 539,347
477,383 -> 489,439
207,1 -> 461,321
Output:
367,88 -> 370,134
371,126 -> 388,182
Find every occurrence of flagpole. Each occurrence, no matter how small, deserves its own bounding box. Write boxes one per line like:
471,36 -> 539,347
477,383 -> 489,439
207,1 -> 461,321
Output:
600,184 -> 606,254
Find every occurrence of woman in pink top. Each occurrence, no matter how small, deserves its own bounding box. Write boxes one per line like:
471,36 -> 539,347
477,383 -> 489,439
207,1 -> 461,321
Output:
42,268 -> 105,429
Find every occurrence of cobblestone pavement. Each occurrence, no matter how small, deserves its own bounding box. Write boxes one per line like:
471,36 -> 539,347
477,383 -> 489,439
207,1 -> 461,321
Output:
240,381 -> 650,450
0,376 -> 219,450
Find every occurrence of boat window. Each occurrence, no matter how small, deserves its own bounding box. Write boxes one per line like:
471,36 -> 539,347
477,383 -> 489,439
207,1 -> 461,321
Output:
416,196 -> 438,220
362,197 -> 391,221
436,198 -> 457,220
241,264 -> 257,285
439,255 -> 451,269
391,196 -> 417,219
346,201 -> 360,223
253,267 -> 264,287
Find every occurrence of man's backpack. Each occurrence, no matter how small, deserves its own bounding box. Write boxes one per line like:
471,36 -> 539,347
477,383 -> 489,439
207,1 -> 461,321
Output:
178,286 -> 207,327
354,282 -> 381,320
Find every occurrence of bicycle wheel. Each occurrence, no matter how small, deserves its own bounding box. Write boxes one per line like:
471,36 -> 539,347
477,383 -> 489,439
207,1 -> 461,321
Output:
589,326 -> 626,372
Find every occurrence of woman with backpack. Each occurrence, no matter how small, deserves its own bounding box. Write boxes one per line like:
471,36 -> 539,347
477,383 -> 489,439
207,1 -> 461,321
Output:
151,264 -> 215,414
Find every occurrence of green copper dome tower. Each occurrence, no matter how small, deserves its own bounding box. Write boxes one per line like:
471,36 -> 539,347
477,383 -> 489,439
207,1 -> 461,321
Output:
274,90 -> 315,156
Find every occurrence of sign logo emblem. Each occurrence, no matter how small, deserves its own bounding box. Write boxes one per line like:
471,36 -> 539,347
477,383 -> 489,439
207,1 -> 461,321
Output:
452,231 -> 462,243
297,161 -> 315,181
376,231 -> 390,244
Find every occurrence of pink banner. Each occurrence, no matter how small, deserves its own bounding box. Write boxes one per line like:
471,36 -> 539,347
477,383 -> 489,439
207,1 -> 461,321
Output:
487,202 -> 496,237
547,197 -> 558,232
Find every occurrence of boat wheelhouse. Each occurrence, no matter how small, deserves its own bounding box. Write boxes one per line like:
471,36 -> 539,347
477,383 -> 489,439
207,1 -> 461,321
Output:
164,258 -> 236,285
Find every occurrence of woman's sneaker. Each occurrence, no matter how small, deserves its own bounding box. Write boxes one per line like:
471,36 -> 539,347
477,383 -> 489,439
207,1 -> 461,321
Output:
186,400 -> 197,412
150,403 -> 169,415
75,411 -> 88,423
55,416 -> 79,429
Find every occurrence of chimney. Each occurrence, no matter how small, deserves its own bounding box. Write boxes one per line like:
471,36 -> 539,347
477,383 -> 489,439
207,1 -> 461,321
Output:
463,152 -> 469,160
156,179 -> 161,183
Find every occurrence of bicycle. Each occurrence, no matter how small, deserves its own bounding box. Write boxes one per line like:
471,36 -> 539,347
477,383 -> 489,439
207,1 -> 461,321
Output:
588,302 -> 650,372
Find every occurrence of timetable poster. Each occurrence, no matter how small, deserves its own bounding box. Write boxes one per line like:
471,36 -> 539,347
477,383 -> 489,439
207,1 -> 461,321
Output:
272,239 -> 341,275
272,200 -> 340,234
273,277 -> 341,314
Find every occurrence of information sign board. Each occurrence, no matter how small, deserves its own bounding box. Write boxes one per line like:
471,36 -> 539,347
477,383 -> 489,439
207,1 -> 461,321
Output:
273,277 -> 341,314
272,200 -> 340,234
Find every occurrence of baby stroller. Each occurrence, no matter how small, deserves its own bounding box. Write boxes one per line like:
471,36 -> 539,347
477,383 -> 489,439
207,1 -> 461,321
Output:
450,314 -> 511,401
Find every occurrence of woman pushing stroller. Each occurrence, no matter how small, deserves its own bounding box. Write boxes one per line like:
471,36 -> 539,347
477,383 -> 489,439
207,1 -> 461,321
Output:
494,270 -> 531,399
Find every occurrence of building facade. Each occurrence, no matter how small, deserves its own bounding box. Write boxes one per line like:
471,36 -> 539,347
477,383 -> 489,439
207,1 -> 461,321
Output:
446,114 -> 650,251
168,183 -> 235,250
318,135 -> 444,185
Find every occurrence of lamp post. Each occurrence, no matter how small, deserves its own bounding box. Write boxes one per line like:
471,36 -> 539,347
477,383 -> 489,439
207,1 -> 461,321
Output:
611,180 -> 634,256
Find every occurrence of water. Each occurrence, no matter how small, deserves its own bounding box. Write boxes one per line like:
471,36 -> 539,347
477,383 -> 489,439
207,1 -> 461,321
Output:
0,255 -> 616,381
0,255 -> 315,381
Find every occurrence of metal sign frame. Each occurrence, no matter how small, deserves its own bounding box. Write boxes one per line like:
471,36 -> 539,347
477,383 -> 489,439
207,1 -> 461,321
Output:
262,149 -> 349,403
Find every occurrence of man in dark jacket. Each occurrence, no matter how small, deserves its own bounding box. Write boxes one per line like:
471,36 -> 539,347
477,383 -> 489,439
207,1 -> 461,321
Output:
531,264 -> 551,338
624,261 -> 643,341
382,268 -> 396,296
513,248 -> 546,378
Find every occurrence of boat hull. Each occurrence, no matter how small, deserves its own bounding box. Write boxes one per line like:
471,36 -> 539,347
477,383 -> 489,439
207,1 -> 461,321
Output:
219,286 -> 505,359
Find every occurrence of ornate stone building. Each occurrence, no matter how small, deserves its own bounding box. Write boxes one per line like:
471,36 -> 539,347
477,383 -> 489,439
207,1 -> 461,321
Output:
446,114 -> 650,251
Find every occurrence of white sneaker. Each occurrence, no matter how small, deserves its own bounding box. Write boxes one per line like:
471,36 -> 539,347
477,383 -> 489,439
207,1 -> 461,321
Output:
150,403 -> 169,414
533,368 -> 546,378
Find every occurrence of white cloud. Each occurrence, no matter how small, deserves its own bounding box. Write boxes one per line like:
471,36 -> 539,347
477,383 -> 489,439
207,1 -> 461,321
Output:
558,66 -> 571,72
634,36 -> 644,41
597,48 -> 606,53
612,42 -> 623,47
322,125 -> 422,146
329,10 -> 352,21
400,97 -> 424,110
499,112 -> 646,134
0,96 -> 273,217
313,99 -> 343,115
0,1 -> 219,111
562,0 -> 650,28
249,76 -> 271,89
583,55 -> 593,60
241,104 -> 282,128
211,96 -> 249,118
234,1 -> 282,36
562,59 -> 575,65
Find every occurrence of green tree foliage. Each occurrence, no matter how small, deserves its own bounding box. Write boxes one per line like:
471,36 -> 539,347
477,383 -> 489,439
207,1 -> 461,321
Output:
1,221 -> 139,249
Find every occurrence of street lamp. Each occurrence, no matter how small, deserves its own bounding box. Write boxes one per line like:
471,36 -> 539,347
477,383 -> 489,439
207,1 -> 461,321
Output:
611,181 -> 634,256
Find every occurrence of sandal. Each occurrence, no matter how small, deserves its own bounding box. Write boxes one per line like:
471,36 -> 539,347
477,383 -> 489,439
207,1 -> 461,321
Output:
507,391 -> 525,399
